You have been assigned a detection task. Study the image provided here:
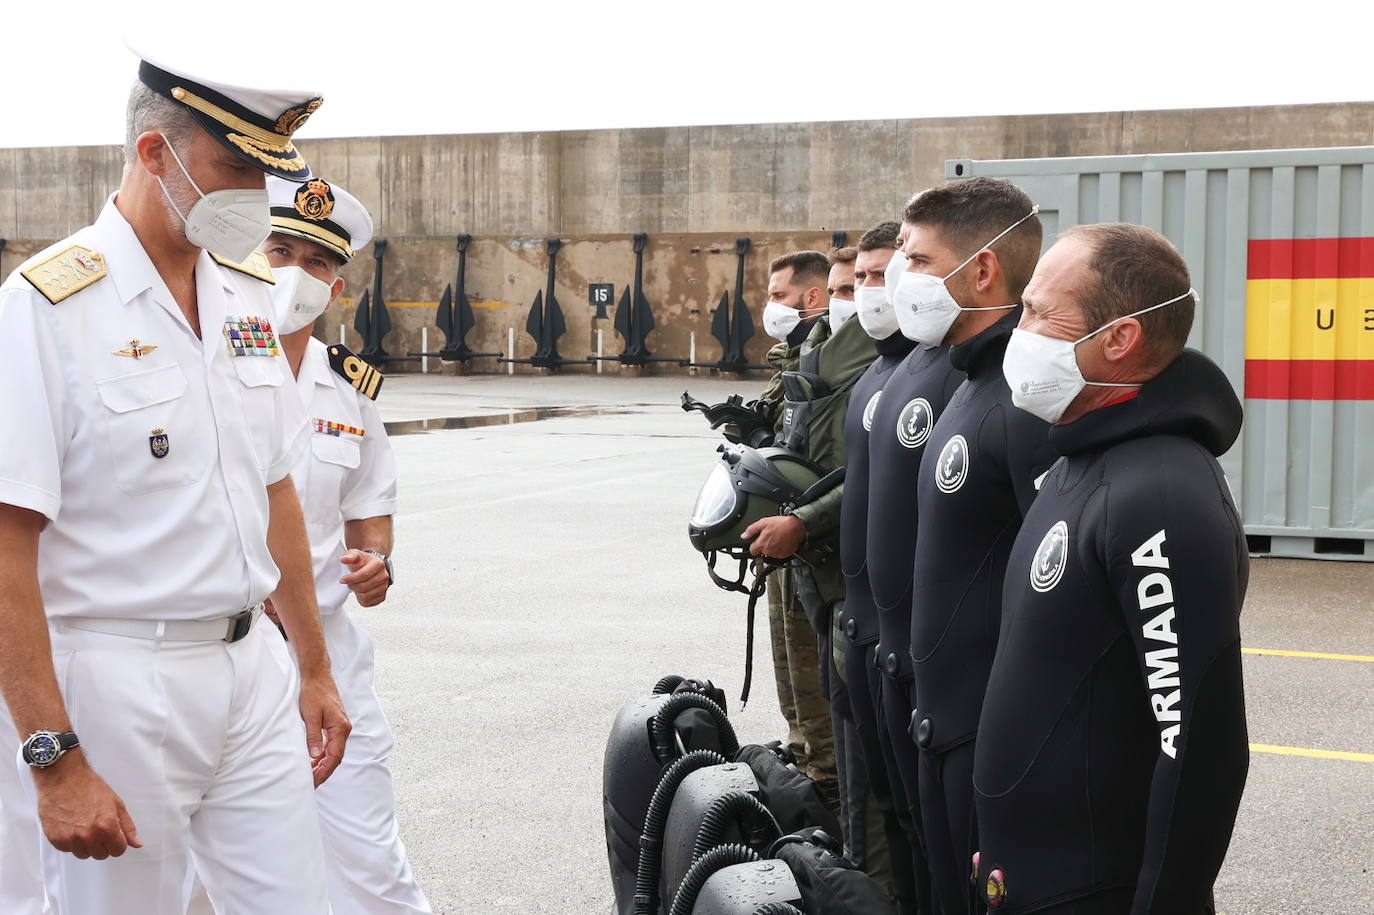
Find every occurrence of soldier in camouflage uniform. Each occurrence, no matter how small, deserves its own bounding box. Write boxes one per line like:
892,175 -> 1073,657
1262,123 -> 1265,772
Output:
749,251 -> 836,808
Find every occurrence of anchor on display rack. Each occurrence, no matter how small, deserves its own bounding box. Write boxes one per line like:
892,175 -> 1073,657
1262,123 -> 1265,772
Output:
500,237 -> 592,370
591,233 -> 684,368
681,236 -> 770,373
416,234 -> 502,365
352,238 -> 393,368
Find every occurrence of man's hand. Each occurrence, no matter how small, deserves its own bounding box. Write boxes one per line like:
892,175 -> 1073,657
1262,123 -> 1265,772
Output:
298,675 -> 350,787
339,549 -> 389,608
741,514 -> 807,559
34,754 -> 142,860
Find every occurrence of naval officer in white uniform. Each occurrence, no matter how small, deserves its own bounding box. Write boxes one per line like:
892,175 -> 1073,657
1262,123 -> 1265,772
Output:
259,175 -> 432,913
0,49 -> 349,914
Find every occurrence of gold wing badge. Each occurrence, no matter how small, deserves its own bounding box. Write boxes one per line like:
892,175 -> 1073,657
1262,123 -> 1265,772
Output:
114,339 -> 158,359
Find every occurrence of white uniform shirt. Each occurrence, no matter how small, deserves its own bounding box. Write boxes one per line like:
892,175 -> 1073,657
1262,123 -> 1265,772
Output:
290,338 -> 396,615
0,196 -> 308,621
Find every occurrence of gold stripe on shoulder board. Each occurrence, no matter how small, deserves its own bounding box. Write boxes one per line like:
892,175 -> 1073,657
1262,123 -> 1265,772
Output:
327,344 -> 384,400
210,251 -> 276,284
21,245 -> 107,304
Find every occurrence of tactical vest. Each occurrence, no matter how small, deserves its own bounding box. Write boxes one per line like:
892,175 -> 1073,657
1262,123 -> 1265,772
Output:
777,317 -> 877,471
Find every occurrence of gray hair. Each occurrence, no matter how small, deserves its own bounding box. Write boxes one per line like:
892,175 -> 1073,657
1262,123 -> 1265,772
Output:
123,81 -> 197,167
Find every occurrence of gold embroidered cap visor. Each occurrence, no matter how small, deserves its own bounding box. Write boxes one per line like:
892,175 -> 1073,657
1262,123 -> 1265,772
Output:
266,176 -> 374,263
137,60 -> 320,182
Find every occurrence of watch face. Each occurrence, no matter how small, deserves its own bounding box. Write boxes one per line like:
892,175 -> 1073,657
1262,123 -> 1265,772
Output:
27,734 -> 60,765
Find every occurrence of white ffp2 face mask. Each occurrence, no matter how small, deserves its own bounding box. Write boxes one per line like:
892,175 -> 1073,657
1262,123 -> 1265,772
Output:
156,135 -> 272,264
884,249 -> 909,306
891,207 -> 1039,345
1003,288 -> 1197,424
828,297 -> 858,330
763,300 -> 824,341
269,265 -> 334,335
855,284 -> 899,340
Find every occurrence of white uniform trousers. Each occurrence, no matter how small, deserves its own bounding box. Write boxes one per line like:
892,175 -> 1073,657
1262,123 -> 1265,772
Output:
185,609 -> 428,915
25,616 -> 331,915
0,709 -> 50,914
312,609 -> 430,914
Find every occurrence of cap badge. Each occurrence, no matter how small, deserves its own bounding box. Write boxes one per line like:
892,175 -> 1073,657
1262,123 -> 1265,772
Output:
114,339 -> 158,359
295,179 -> 335,221
149,429 -> 170,460
276,97 -> 323,136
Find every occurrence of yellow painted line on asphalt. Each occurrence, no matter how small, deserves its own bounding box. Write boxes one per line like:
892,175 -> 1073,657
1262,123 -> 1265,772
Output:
1250,743 -> 1374,764
1243,647 -> 1374,663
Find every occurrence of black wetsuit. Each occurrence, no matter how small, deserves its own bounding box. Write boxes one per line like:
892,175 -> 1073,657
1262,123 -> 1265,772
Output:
909,309 -> 1055,914
836,330 -> 917,910
973,350 -> 1249,915
863,340 -> 965,905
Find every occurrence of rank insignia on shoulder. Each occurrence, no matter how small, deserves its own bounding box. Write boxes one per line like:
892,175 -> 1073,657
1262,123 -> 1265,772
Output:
114,339 -> 158,359
210,251 -> 276,284
327,344 -> 383,400
21,245 -> 108,304
149,428 -> 170,459
223,316 -> 281,357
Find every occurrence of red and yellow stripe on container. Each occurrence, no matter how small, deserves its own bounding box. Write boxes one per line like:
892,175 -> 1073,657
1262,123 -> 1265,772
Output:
1246,238 -> 1374,399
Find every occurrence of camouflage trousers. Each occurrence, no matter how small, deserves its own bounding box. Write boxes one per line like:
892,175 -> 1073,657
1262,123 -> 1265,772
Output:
767,569 -> 837,802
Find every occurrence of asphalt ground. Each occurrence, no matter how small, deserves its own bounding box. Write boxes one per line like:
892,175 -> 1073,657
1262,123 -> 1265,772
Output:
362,372 -> 1373,914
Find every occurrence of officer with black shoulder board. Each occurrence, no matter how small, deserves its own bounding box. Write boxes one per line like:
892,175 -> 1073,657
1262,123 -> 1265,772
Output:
258,175 -> 432,914
0,46 -> 346,913
973,223 -> 1248,915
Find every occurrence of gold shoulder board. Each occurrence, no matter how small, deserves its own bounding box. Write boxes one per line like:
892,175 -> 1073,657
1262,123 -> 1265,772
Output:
327,343 -> 384,400
20,245 -> 108,305
211,251 -> 276,284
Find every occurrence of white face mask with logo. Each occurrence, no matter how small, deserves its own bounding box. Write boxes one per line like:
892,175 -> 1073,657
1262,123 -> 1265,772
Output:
156,135 -> 272,264
828,296 -> 858,330
1002,287 -> 1197,424
891,207 -> 1039,345
762,300 -> 824,341
269,265 -> 335,335
855,283 -> 899,340
884,248 -> 909,306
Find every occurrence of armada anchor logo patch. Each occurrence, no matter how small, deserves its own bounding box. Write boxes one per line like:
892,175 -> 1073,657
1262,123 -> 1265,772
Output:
934,434 -> 969,494
896,397 -> 933,449
862,391 -> 882,432
149,429 -> 170,460
1030,520 -> 1069,593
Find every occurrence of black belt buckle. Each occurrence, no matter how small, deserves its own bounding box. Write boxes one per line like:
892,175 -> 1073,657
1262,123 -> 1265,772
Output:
225,609 -> 255,643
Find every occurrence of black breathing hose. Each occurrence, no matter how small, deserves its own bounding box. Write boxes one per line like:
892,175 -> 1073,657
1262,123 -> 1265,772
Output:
668,844 -> 760,915
650,693 -> 740,765
689,790 -> 781,862
632,749 -> 729,915
652,675 -> 687,695
752,904 -> 804,915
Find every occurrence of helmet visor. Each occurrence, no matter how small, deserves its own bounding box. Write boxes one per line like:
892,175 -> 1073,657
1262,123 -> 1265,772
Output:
691,463 -> 737,530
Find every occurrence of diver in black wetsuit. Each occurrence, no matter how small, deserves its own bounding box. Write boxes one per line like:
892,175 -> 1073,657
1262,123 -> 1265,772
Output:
835,221 -> 922,912
974,224 -> 1248,915
893,178 -> 1053,915
862,216 -> 966,914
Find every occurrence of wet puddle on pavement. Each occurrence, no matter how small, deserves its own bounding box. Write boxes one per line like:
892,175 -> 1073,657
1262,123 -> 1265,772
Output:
384,405 -> 642,435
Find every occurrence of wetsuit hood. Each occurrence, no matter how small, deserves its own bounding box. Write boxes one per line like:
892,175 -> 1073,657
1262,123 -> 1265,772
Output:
1050,348 -> 1243,458
949,307 -> 1021,378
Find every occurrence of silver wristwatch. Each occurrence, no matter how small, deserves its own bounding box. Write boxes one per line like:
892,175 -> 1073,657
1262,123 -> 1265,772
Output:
362,549 -> 394,584
22,730 -> 80,768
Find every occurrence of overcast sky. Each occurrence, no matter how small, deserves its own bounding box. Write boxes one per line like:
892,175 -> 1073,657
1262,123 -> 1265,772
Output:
2,0 -> 1370,149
